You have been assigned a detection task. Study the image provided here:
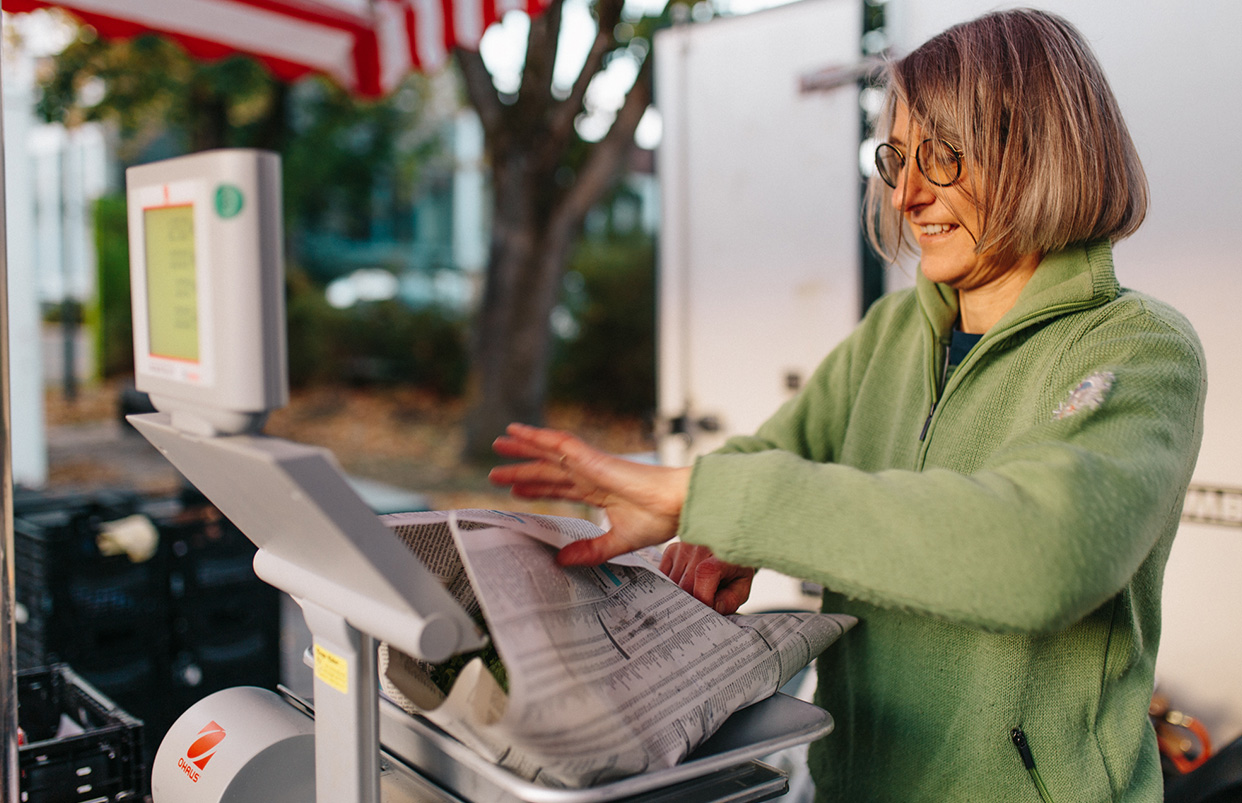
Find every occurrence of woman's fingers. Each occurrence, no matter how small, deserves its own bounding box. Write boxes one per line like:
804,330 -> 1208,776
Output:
556,530 -> 635,566
711,573 -> 755,616
661,543 -> 709,583
489,459 -> 570,485
658,543 -> 757,614
493,423 -> 691,563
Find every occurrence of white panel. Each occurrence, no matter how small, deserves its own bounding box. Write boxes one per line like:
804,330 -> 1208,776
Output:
2,42 -> 48,486
655,0 -> 863,466
1158,523 -> 1242,746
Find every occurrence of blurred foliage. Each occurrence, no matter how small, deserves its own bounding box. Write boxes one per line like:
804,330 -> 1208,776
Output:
282,79 -> 442,244
38,14 -> 658,420
286,269 -> 468,394
36,29 -> 440,241
549,230 -> 656,417
39,24 -> 452,382
284,221 -> 656,412
93,194 -> 133,377
36,30 -> 289,158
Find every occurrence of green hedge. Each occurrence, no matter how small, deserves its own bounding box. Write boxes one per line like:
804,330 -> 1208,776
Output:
285,270 -> 468,394
95,194 -> 134,378
92,191 -> 654,418
549,234 -> 656,417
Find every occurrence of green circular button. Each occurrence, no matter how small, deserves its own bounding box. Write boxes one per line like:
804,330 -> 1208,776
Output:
215,184 -> 245,218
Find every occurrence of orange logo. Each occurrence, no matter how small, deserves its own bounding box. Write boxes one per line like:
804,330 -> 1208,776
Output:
187,721 -> 227,771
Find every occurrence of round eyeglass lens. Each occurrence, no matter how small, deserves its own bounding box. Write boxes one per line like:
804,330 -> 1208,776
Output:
915,139 -> 961,186
874,143 -> 903,188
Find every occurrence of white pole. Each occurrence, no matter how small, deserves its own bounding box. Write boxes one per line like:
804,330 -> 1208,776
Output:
0,12 -> 20,800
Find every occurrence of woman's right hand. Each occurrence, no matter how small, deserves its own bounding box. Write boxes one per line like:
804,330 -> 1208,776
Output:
489,423 -> 691,565
660,543 -> 755,615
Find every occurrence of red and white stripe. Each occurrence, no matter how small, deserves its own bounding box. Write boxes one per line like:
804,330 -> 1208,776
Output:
2,0 -> 550,96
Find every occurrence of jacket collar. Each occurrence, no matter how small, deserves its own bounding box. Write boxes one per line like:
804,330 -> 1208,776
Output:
916,239 -> 1120,342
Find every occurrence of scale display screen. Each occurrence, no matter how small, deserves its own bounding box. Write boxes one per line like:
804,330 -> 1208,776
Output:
127,149 -> 287,435
144,203 -> 200,363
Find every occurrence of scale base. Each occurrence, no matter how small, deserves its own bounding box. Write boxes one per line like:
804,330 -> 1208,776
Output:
151,687 -> 805,803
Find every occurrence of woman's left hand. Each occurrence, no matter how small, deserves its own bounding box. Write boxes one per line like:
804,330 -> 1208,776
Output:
489,423 -> 691,565
660,543 -> 756,615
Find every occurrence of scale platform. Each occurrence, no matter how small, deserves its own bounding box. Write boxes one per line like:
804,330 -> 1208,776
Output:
323,688 -> 830,803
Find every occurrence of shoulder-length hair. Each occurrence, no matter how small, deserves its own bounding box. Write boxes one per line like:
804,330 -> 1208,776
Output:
864,8 -> 1148,264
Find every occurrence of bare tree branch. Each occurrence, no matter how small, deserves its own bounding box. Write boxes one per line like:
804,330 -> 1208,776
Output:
555,52 -> 652,227
517,0 -> 564,117
456,48 -> 505,138
547,0 -> 624,148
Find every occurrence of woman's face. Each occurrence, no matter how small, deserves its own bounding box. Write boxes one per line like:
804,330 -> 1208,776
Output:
887,103 -> 999,291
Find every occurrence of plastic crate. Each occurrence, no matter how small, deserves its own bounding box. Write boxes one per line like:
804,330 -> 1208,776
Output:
14,495 -> 169,673
13,488 -> 140,523
18,664 -> 145,803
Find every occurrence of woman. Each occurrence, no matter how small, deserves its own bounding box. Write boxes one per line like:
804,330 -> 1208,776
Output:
490,9 -> 1205,802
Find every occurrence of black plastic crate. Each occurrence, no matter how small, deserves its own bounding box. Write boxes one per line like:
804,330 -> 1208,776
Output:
18,664 -> 145,803
168,588 -> 281,713
174,582 -> 277,638
13,488 -> 140,524
157,498 -> 248,552
162,503 -> 278,675
73,651 -> 168,708
170,639 -> 281,714
14,491 -> 169,673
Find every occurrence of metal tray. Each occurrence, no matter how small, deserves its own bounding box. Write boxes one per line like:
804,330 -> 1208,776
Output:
377,692 -> 833,803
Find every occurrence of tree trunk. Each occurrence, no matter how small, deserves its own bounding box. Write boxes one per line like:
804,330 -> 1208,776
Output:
455,6 -> 653,462
462,156 -> 576,460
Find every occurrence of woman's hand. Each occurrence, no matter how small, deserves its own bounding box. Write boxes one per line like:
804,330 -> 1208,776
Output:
489,423 -> 691,565
660,543 -> 755,615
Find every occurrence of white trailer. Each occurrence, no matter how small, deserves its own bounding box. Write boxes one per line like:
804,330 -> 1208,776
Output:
654,0 -> 867,467
654,0 -> 871,613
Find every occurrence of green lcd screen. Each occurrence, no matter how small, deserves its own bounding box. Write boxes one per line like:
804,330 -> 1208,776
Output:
145,204 -> 200,363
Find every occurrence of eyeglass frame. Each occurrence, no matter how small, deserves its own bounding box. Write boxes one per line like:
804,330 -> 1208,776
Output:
874,138 -> 963,189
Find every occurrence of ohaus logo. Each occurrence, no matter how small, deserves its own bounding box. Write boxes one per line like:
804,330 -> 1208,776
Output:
178,721 -> 226,783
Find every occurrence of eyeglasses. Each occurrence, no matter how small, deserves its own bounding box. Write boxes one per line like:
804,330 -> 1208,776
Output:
874,138 -> 962,189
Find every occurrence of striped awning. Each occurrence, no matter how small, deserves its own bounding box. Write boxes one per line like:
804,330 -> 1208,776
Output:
2,0 -> 548,96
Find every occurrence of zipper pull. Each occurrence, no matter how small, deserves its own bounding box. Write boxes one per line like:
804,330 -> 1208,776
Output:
919,404 -> 936,441
1010,727 -> 1056,803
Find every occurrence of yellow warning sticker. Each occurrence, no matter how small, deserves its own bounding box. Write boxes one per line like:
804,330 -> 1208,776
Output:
314,644 -> 349,694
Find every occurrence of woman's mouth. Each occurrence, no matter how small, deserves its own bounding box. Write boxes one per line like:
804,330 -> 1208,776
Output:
919,223 -> 957,237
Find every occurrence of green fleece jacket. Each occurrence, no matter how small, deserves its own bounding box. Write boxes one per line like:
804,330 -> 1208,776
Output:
678,241 -> 1206,802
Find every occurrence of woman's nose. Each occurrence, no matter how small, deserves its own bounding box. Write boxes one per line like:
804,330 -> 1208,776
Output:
890,165 -> 930,212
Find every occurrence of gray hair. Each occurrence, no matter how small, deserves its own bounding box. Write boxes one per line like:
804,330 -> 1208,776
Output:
864,8 -> 1148,264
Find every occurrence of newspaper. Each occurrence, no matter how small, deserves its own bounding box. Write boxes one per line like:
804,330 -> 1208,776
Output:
378,509 -> 855,788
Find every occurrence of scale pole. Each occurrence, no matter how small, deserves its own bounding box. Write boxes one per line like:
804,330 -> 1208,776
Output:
300,601 -> 382,803
0,15 -> 22,801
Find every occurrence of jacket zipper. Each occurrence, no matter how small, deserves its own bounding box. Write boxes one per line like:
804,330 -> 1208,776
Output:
1011,727 -> 1056,803
919,341 -> 951,442
917,291 -> 1102,447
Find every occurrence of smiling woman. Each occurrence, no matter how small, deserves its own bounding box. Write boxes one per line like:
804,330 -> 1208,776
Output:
489,9 -> 1206,803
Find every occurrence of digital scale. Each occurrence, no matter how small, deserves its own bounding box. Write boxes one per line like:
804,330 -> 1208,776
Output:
124,149 -> 833,803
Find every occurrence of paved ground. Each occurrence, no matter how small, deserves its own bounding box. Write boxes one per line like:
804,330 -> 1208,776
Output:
45,416 -> 186,495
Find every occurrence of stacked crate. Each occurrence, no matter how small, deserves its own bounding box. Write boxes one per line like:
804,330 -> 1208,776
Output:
13,486 -> 281,774
13,490 -> 170,719
18,664 -> 144,803
163,495 -> 281,714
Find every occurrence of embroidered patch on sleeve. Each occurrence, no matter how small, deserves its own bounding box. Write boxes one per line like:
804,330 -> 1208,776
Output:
1053,371 -> 1115,420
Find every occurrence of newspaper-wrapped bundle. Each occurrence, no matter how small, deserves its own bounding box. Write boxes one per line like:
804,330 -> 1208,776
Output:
378,509 -> 855,788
